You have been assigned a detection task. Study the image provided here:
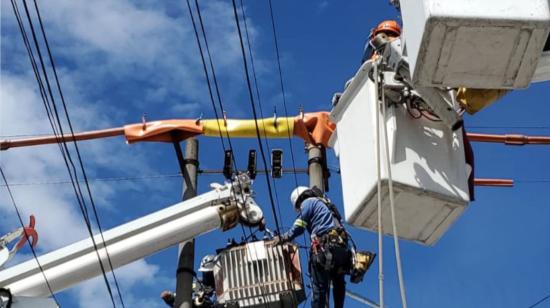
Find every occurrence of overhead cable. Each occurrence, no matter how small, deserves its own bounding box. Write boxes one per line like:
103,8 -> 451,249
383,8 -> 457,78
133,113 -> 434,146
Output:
238,0 -> 284,230
231,0 -> 282,236
13,0 -> 123,305
29,1 -> 126,305
185,0 -> 251,238
528,293 -> 550,308
267,0 -> 300,188
0,166 -> 60,306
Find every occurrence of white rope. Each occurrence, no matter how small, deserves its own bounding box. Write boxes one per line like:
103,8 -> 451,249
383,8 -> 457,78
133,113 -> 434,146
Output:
380,71 -> 408,308
373,59 -> 384,308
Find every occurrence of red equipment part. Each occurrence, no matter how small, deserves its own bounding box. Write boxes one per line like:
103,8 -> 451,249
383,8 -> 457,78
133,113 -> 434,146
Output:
15,215 -> 38,251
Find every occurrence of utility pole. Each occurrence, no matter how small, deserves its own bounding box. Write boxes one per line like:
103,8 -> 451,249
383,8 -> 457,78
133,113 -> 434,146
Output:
173,138 -> 199,308
307,144 -> 325,192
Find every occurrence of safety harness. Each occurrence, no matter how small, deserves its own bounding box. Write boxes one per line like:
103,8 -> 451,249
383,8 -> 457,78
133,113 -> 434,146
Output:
295,187 -> 351,274
295,187 -> 375,282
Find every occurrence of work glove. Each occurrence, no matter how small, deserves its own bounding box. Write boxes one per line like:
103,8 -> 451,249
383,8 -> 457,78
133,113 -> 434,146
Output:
272,235 -> 289,245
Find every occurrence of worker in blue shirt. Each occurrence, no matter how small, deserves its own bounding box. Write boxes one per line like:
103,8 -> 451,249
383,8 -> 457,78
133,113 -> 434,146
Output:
276,186 -> 367,308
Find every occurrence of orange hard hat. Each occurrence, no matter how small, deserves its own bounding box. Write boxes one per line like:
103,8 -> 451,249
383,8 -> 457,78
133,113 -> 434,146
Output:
371,20 -> 401,38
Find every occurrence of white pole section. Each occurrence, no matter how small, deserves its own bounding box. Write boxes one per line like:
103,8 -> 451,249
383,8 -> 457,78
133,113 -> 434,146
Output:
0,186 -> 235,297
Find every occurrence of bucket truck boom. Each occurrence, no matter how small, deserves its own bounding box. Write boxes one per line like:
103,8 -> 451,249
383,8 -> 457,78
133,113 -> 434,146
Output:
0,174 -> 263,300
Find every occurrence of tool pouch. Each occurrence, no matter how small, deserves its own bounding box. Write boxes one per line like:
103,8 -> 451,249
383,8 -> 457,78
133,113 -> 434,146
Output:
312,232 -> 351,274
350,251 -> 375,284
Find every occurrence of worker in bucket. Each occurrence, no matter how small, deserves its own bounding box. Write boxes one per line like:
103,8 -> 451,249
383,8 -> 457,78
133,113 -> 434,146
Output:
160,254 -> 218,307
362,19 -> 509,114
361,19 -> 401,63
275,186 -> 375,308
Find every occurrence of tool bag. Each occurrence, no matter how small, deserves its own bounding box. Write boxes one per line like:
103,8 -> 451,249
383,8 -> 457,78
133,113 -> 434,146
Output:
307,187 -> 375,281
311,230 -> 352,275
301,187 -> 352,274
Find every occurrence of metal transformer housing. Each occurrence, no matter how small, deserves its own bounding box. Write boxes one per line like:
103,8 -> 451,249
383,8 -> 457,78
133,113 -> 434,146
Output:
214,241 -> 305,307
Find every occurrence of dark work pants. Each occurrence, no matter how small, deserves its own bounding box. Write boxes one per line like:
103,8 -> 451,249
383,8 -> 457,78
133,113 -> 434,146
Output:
310,262 -> 346,308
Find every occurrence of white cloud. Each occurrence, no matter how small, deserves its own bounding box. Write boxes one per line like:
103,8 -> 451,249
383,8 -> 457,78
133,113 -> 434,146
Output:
1,0 -> 271,306
72,259 -> 168,308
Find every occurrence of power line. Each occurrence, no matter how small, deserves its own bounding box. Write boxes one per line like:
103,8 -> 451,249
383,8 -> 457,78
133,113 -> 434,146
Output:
263,4 -> 312,302
189,7 -> 273,306
231,0 -> 282,236
183,0 -> 227,152
238,0 -> 285,230
267,0 -> 300,188
184,0 -> 251,239
528,293 -> 550,308
0,169 -> 311,187
13,0 -> 123,305
185,5 -> 279,304
29,1 -> 126,305
0,166 -> 60,306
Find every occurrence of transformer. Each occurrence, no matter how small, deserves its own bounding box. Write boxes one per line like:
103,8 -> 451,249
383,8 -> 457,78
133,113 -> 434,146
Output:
214,241 -> 305,307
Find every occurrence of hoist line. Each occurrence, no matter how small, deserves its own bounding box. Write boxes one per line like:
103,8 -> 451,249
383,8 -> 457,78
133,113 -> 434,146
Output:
380,71 -> 408,308
373,60 -> 385,308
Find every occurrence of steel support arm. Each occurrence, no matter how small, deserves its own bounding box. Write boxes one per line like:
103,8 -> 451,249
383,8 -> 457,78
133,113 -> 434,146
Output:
0,175 -> 262,297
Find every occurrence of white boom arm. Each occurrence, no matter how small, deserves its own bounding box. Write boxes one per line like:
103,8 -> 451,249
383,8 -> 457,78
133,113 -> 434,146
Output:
0,174 -> 263,298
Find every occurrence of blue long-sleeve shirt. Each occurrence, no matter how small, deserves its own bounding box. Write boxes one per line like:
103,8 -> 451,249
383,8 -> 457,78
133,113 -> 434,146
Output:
283,197 -> 335,241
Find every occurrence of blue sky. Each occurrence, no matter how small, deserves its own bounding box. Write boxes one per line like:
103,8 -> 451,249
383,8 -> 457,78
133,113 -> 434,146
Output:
1,0 -> 549,307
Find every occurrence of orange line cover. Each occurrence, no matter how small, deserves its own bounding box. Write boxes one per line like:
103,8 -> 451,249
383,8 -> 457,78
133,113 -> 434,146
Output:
123,112 -> 336,147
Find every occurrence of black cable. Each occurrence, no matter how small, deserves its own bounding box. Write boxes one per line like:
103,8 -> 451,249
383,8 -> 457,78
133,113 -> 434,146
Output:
0,166 -> 60,306
15,1 -> 120,305
29,1 -> 126,306
231,0 -> 282,236
11,0 -> 91,226
267,0 -> 299,189
238,0 -> 284,230
237,4 -> 296,306
264,0 -> 312,289
183,0 -> 227,152
528,293 -> 550,308
184,0 -> 250,239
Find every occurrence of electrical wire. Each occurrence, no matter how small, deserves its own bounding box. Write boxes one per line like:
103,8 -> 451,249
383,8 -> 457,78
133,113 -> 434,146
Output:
229,4 -> 295,306
238,3 -> 305,305
13,1 -> 122,305
0,166 -> 60,306
528,293 -> 550,308
267,0 -> 300,189
231,0 -> 282,237
185,0 -> 251,240
183,0 -> 227,153
29,2 -> 126,306
264,4 -> 313,301
181,11 -> 268,307
238,0 -> 284,231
